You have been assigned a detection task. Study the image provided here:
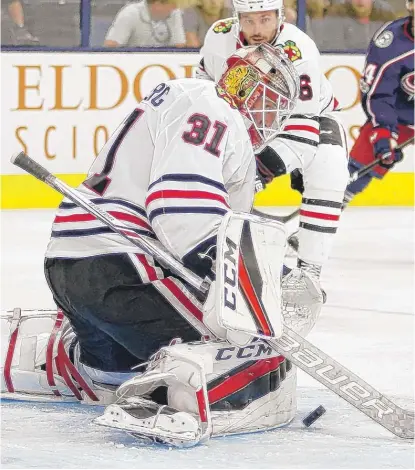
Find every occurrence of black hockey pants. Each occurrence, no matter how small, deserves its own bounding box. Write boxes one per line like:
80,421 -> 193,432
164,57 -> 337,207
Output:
44,254 -> 200,372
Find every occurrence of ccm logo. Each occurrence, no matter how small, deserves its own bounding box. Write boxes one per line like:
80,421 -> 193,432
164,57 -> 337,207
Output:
276,333 -> 394,419
223,236 -> 238,310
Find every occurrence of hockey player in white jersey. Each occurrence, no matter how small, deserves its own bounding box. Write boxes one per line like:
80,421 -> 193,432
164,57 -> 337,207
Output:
1,45 -> 325,447
198,0 -> 349,282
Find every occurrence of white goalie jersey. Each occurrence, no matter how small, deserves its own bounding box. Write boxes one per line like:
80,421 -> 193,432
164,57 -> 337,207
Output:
45,79 -> 256,273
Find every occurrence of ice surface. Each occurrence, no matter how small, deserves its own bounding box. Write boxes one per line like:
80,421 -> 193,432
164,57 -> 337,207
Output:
1,208 -> 414,469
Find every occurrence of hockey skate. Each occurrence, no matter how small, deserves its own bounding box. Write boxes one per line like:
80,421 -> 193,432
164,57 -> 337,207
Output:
281,263 -> 325,337
96,395 -> 202,448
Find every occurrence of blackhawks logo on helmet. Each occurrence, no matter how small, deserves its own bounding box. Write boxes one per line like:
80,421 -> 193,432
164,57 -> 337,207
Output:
222,65 -> 258,100
213,18 -> 236,34
279,40 -> 302,62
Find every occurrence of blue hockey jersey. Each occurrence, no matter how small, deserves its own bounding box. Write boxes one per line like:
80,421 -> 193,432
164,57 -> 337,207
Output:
360,16 -> 414,132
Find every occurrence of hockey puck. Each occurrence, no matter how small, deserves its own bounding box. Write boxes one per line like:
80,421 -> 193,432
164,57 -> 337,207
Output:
302,405 -> 326,427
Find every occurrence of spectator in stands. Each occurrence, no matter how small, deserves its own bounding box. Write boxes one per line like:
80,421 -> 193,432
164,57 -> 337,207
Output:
1,0 -> 38,45
284,0 -> 394,25
183,0 -> 232,47
284,0 -> 299,24
331,0 -> 395,14
283,0 -> 315,35
310,0 -> 396,50
104,0 -> 186,47
306,0 -> 330,19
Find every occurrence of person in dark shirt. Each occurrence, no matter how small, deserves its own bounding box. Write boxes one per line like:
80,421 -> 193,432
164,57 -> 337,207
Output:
311,0 -> 397,50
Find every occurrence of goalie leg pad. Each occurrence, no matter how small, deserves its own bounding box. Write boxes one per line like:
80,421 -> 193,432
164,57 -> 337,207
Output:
96,339 -> 296,447
1,308 -> 130,404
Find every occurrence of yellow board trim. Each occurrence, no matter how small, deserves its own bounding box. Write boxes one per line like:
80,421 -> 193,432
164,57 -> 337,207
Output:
1,173 -> 414,209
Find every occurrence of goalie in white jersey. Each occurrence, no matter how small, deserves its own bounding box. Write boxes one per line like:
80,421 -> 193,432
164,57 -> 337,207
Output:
198,0 -> 349,281
2,45 -> 325,447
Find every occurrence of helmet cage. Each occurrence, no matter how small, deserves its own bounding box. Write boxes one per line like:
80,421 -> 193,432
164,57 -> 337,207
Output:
244,81 -> 292,148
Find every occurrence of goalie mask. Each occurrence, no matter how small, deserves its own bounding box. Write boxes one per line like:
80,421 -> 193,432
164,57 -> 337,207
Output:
217,44 -> 300,149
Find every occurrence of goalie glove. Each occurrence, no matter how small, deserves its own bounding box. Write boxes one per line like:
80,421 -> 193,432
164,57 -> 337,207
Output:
370,128 -> 403,169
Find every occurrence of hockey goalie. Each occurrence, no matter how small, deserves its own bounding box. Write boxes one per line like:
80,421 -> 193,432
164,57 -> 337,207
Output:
1,44 -> 324,447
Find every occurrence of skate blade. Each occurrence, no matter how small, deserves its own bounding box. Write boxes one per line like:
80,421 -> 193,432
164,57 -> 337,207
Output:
94,404 -> 201,448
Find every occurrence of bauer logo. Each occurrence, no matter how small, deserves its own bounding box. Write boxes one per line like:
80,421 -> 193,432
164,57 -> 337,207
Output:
223,236 -> 238,310
275,333 -> 395,419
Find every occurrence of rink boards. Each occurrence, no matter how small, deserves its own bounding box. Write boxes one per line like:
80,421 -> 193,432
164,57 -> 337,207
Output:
1,52 -> 413,209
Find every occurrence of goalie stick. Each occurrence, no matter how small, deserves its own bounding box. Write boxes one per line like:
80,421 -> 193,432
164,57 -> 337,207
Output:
252,207 -> 299,224
254,135 -> 415,227
10,151 -> 414,440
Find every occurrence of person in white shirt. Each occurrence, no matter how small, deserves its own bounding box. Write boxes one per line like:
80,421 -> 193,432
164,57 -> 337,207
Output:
104,0 -> 186,47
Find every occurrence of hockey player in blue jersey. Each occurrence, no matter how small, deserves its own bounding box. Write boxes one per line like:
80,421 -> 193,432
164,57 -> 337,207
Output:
346,0 -> 414,201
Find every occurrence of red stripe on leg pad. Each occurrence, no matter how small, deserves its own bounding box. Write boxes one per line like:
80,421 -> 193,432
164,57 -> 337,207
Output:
4,329 -> 19,393
46,310 -> 65,397
196,388 -> 208,423
238,255 -> 273,336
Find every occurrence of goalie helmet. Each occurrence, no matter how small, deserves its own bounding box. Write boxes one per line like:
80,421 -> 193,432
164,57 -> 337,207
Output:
217,43 -> 300,149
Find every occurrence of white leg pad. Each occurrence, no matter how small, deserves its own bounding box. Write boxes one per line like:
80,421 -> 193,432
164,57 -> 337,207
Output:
97,339 -> 296,447
1,308 -> 121,404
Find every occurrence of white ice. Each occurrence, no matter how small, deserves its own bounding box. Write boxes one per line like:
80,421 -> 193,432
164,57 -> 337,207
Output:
1,208 -> 414,469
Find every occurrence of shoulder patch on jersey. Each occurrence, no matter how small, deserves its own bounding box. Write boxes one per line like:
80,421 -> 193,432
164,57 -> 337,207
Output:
213,19 -> 236,34
401,72 -> 415,101
278,40 -> 302,62
374,30 -> 394,48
